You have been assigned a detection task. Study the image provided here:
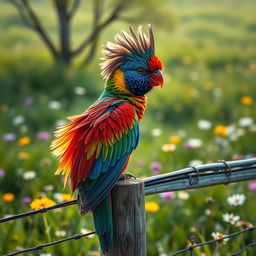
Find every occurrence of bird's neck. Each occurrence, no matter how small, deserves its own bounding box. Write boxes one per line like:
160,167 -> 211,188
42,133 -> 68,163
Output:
102,70 -> 147,120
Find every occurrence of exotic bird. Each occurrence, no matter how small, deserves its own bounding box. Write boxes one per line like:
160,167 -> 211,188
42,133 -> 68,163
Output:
51,24 -> 163,254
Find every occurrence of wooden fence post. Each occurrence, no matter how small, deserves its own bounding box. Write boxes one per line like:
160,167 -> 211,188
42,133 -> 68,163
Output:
106,178 -> 146,256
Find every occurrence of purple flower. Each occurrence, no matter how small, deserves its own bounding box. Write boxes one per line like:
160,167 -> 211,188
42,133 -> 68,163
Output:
160,191 -> 175,201
248,182 -> 256,192
150,161 -> 162,175
0,168 -> 5,178
24,96 -> 34,107
22,197 -> 32,204
3,133 -> 16,142
37,132 -> 50,140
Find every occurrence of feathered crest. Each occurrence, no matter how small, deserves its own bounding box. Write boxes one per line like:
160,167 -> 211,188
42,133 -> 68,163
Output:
100,24 -> 155,79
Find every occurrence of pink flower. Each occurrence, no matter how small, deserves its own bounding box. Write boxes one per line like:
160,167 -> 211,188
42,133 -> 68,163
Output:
0,168 -> 5,178
248,181 -> 256,192
150,161 -> 162,175
22,197 -> 32,204
160,191 -> 175,201
37,132 -> 50,140
3,133 -> 16,142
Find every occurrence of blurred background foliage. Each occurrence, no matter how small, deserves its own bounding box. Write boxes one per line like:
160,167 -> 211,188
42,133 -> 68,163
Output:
0,0 -> 256,255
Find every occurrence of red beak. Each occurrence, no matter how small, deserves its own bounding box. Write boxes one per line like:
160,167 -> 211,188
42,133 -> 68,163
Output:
150,70 -> 164,87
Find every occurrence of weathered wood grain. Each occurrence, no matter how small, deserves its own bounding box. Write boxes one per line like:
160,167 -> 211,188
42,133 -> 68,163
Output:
106,178 -> 146,256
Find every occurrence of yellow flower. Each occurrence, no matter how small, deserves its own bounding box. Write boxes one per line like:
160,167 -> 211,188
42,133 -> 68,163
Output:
61,193 -> 74,202
214,125 -> 228,137
18,136 -> 31,146
161,144 -> 176,152
18,152 -> 30,160
145,201 -> 160,213
30,197 -> 56,210
169,136 -> 181,144
2,193 -> 15,202
240,96 -> 253,106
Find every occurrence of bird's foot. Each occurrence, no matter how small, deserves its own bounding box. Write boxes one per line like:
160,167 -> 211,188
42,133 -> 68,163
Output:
118,172 -> 136,181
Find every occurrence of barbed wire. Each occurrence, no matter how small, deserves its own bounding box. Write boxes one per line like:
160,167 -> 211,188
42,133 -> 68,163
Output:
0,200 -> 77,223
171,226 -> 256,256
3,231 -> 96,256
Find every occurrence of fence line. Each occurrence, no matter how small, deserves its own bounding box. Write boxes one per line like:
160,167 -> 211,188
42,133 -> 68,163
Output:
3,226 -> 256,256
1,158 -> 256,224
1,158 -> 256,255
3,231 -> 96,256
171,226 -> 256,256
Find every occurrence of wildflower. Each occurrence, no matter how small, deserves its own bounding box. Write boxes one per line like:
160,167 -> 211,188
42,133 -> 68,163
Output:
18,136 -> 31,146
54,193 -> 73,202
223,213 -> 240,225
24,96 -> 34,107
189,159 -> 203,166
2,193 -> 15,202
3,133 -> 16,142
214,125 -> 228,137
197,120 -> 212,130
248,181 -> 256,192
236,221 -> 253,228
55,230 -> 67,237
169,136 -> 181,144
22,197 -> 32,204
23,171 -> 36,180
145,201 -> 160,212
48,101 -> 61,109
0,168 -> 5,178
227,194 -> 246,206
184,138 -> 202,149
205,208 -> 212,216
150,161 -> 162,173
18,152 -> 30,160
81,228 -> 95,238
74,87 -> 86,95
161,144 -> 176,152
55,119 -> 67,127
212,232 -> 229,243
44,185 -> 54,191
177,191 -> 190,200
30,197 -> 56,210
238,117 -> 254,127
151,128 -> 162,137
37,131 -> 50,140
39,253 -> 52,256
13,115 -> 25,126
160,191 -> 175,201
240,96 -> 253,106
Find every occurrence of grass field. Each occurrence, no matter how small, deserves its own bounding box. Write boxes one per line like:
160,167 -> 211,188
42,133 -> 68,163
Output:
0,0 -> 256,255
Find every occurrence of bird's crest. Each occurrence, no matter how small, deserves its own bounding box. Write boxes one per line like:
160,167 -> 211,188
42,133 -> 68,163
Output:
100,24 -> 155,79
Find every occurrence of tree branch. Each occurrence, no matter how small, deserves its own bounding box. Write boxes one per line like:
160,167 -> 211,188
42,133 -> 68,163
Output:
72,0 -> 128,57
67,0 -> 81,19
17,0 -> 59,58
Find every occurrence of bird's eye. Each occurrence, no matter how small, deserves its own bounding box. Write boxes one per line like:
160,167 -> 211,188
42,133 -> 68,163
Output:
137,67 -> 146,75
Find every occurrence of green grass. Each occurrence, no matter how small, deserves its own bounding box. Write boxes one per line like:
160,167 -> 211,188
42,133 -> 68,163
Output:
0,0 -> 256,255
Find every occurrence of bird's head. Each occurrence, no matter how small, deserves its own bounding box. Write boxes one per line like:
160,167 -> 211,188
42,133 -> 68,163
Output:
101,25 -> 163,96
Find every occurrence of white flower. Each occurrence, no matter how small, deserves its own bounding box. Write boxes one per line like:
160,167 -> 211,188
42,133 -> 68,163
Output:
238,117 -> 253,127
222,213 -> 240,225
177,191 -> 190,200
23,171 -> 36,180
74,87 -> 86,95
55,230 -> 67,237
55,119 -> 67,127
197,120 -> 212,130
53,193 -> 63,202
151,128 -> 162,137
44,185 -> 54,191
189,159 -> 203,166
13,115 -> 25,126
81,228 -> 95,238
40,253 -> 52,256
48,101 -> 61,109
211,232 -> 229,243
185,138 -> 203,149
227,194 -> 246,206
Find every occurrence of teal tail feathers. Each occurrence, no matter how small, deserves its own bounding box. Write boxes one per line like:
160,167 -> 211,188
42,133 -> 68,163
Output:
93,195 -> 113,254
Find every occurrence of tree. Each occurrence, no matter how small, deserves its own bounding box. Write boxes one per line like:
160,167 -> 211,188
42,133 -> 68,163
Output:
6,0 -> 174,66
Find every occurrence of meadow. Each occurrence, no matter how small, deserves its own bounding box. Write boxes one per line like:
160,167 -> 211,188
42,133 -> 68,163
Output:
0,0 -> 256,255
